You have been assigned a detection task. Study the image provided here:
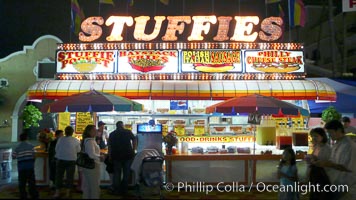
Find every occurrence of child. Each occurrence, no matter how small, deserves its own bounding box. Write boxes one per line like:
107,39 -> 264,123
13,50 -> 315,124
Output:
277,147 -> 299,200
12,133 -> 39,199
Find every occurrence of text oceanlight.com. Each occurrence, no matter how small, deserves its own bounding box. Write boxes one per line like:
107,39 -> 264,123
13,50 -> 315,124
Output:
170,182 -> 349,195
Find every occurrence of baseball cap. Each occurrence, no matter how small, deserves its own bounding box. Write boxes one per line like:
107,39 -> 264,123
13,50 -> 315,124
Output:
98,121 -> 106,126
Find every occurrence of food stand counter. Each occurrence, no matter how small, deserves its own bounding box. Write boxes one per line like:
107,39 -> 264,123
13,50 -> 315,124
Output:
165,153 -> 307,186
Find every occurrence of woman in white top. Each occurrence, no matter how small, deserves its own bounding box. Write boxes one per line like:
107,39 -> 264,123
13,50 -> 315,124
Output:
53,126 -> 80,198
81,124 -> 103,199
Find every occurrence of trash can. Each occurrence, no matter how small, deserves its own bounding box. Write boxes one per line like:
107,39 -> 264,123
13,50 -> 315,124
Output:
0,148 -> 12,184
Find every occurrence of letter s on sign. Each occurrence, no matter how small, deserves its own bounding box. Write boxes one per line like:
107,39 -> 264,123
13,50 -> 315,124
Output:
79,17 -> 104,42
259,17 -> 283,41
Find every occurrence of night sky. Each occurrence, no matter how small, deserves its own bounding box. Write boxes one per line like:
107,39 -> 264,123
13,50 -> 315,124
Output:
0,0 -> 277,58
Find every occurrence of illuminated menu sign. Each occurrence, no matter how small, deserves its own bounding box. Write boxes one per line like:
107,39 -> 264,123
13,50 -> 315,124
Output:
55,49 -> 305,74
57,50 -> 117,73
181,50 -> 242,73
117,50 -> 179,73
245,50 -> 304,73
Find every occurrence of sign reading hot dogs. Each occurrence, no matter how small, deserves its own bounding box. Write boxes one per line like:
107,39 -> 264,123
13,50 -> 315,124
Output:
181,50 -> 242,72
245,50 -> 304,73
118,50 -> 179,73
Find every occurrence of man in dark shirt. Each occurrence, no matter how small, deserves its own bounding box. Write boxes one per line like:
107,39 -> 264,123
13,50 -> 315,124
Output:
108,121 -> 137,195
48,129 -> 63,189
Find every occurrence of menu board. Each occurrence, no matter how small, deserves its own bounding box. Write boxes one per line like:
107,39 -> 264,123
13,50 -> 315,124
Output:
181,50 -> 242,72
75,112 -> 93,134
58,112 -> 70,131
245,50 -> 304,73
56,50 -> 117,73
117,50 -> 179,73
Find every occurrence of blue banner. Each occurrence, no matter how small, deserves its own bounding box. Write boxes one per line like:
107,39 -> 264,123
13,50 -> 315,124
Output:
170,100 -> 188,110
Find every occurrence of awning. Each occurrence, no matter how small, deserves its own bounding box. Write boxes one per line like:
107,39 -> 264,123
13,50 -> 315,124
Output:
27,80 -> 336,101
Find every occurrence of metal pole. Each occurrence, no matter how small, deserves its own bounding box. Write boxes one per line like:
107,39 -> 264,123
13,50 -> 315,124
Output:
343,12 -> 347,74
328,0 -> 337,77
288,0 -> 291,41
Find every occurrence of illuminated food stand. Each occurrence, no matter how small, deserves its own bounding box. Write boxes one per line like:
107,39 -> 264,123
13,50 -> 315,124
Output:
27,14 -> 336,185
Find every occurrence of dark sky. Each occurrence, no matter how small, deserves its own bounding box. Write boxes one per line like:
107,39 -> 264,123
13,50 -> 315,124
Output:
0,0 -> 273,58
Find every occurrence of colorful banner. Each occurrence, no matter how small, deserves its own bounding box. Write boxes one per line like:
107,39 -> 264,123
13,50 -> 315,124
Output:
75,112 -> 93,134
245,50 -> 304,73
117,50 -> 179,73
181,50 -> 242,72
58,112 -> 71,131
56,50 -> 117,73
178,136 -> 255,143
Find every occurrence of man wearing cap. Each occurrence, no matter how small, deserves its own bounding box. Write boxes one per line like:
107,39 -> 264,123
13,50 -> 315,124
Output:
96,121 -> 109,149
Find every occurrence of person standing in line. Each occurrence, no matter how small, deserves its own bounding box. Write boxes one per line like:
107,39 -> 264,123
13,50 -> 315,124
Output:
342,116 -> 356,134
307,128 -> 331,200
81,124 -> 104,199
108,121 -> 137,196
53,126 -> 81,199
314,120 -> 356,200
104,142 -> 114,192
96,121 -> 109,149
12,133 -> 39,199
48,129 -> 64,189
277,147 -> 299,200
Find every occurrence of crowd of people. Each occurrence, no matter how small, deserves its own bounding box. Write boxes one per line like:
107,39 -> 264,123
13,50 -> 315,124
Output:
277,118 -> 356,200
11,117 -> 356,199
12,120 -> 136,199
